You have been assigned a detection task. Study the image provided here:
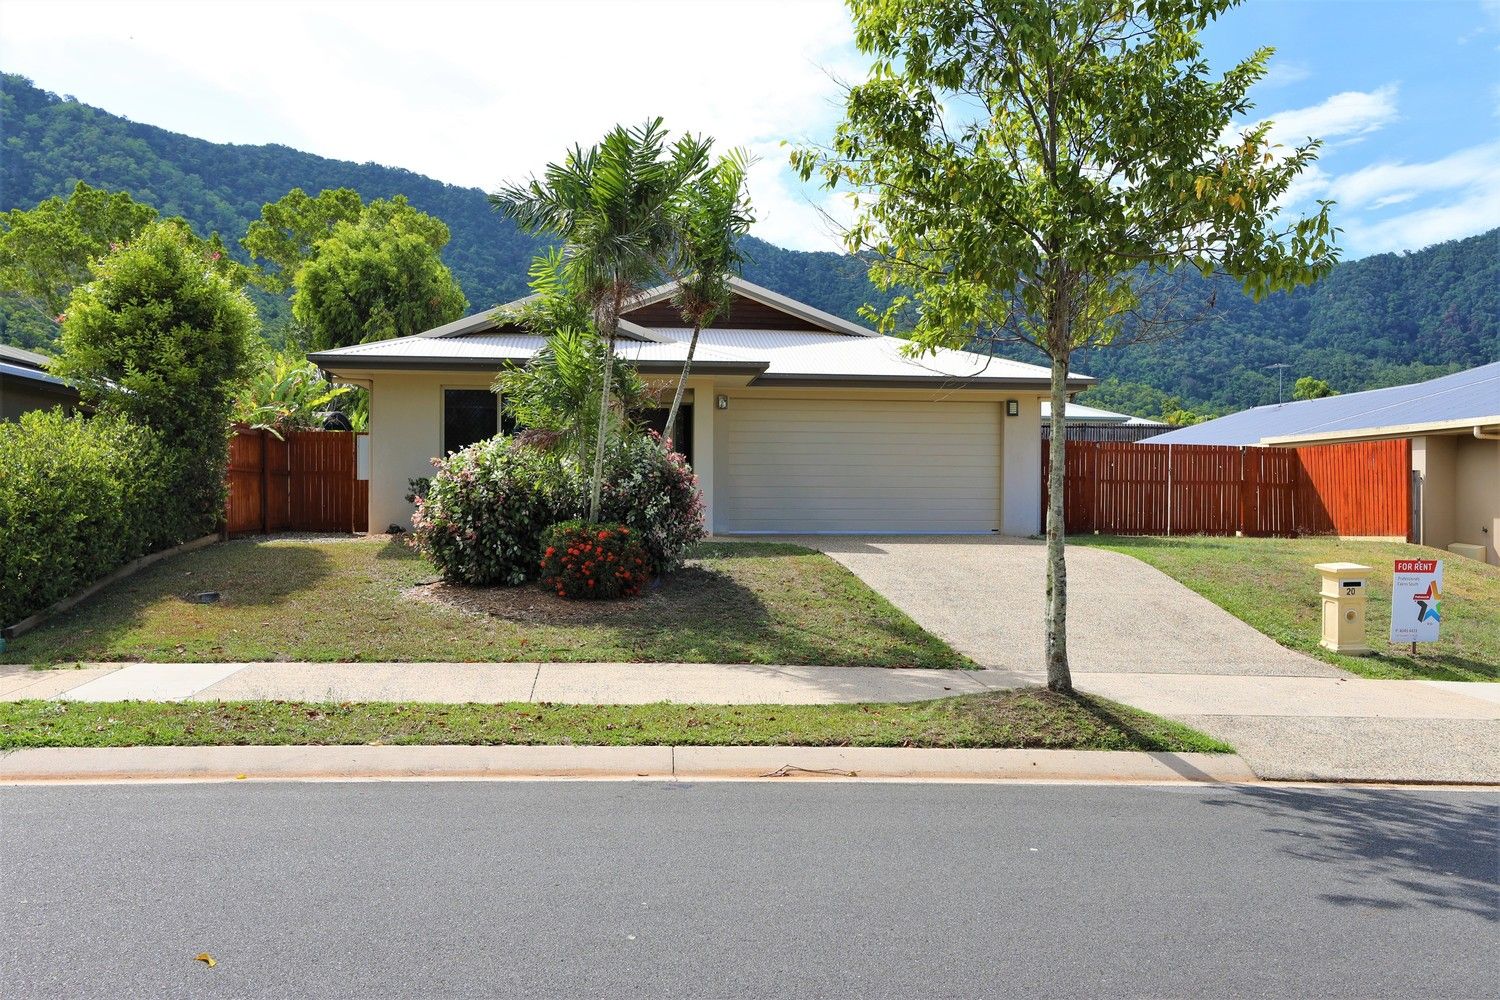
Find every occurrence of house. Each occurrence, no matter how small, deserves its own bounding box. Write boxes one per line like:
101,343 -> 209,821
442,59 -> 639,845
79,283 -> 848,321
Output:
0,344 -> 78,421
1040,400 -> 1168,442
308,277 -> 1093,535
1147,363 -> 1500,562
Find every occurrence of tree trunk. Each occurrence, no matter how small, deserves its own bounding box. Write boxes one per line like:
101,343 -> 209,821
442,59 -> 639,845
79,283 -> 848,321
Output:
663,322 -> 702,450
1045,346 -> 1073,692
588,287 -> 624,523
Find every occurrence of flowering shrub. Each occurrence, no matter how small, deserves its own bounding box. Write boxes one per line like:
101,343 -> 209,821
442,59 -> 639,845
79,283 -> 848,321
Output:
408,431 -> 705,587
408,437 -> 571,586
538,521 -> 648,600
596,432 -> 706,575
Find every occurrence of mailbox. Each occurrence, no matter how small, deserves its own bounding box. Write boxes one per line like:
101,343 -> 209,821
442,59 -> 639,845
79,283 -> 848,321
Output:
1315,562 -> 1372,654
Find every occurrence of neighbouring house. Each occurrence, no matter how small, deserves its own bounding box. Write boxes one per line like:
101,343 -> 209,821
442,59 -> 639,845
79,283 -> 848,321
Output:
309,277 -> 1093,535
0,344 -> 78,421
1147,362 -> 1500,562
1040,400 -> 1168,442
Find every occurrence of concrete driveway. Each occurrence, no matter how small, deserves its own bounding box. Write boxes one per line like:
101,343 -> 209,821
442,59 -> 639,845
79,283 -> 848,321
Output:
772,535 -> 1500,783
775,535 -> 1338,682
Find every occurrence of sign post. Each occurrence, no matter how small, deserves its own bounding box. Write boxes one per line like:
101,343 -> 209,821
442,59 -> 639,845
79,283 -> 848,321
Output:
1390,559 -> 1443,650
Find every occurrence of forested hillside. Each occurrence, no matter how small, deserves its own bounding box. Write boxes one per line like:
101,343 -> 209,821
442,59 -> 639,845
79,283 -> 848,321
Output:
3,73 -> 1495,415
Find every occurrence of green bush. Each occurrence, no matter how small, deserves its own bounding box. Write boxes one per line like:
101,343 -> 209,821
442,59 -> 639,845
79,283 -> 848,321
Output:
54,220 -> 257,538
0,410 -> 188,625
539,521 -> 647,600
409,433 -> 705,587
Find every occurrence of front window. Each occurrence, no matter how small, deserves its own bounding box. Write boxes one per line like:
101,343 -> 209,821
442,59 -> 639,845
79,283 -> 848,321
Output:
443,389 -> 501,454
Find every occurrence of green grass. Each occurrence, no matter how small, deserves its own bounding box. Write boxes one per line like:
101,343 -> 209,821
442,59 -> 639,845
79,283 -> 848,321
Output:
1,537 -> 969,670
0,690 -> 1231,753
1079,535 -> 1499,682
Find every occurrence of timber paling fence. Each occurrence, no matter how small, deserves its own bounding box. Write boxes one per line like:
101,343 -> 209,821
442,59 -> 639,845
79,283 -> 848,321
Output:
226,429 -> 368,536
1042,438 -> 1411,538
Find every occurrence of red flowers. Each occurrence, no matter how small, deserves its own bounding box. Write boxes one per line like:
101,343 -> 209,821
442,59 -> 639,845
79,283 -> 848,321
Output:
539,520 -> 647,601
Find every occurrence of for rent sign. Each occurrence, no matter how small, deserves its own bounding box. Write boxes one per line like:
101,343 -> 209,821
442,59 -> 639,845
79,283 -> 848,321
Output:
1390,559 -> 1443,644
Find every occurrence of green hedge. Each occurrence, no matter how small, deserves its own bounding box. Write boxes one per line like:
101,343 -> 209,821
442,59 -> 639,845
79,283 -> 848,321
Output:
0,410 -> 196,626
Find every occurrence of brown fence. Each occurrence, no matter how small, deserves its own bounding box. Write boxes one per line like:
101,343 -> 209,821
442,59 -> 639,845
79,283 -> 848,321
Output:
226,429 -> 368,536
1042,438 -> 1410,538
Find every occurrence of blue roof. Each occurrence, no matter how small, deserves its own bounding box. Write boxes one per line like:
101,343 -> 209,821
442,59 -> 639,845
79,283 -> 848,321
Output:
1147,362 -> 1500,445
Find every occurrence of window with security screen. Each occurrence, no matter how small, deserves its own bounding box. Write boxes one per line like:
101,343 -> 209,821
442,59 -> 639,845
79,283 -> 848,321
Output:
443,389 -> 499,453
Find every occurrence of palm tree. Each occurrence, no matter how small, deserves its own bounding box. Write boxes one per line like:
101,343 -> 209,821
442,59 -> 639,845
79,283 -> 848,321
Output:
490,119 -> 710,521
663,148 -> 754,445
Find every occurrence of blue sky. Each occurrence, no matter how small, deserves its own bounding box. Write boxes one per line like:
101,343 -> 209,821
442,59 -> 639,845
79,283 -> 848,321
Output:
1,0 -> 1496,258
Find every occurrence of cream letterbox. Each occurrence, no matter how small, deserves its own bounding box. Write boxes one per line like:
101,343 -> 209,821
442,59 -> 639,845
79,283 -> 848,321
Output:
1315,562 -> 1372,654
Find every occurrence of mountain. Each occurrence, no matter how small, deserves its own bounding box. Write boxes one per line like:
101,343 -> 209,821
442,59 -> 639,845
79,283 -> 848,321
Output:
3,73 -> 1496,416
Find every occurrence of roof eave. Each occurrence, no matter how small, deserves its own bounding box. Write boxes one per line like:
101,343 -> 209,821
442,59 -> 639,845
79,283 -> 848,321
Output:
747,373 -> 1094,391
1261,415 -> 1500,446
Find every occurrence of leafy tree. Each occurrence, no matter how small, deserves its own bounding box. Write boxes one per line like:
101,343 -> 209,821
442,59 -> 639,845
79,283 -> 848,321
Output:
0,181 -> 156,321
490,118 -> 711,521
663,147 -> 754,443
794,0 -> 1339,690
291,211 -> 467,351
233,350 -> 353,436
242,187 -> 362,293
54,221 -> 258,534
1293,376 -> 1336,400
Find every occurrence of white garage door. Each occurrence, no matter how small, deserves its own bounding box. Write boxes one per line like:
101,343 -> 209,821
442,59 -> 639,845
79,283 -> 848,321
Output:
717,398 -> 1001,533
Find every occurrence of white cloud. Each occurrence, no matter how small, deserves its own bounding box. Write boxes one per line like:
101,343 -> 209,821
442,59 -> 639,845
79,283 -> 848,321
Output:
0,0 -> 862,251
1328,141 -> 1500,210
1257,85 -> 1400,147
1328,140 -> 1500,254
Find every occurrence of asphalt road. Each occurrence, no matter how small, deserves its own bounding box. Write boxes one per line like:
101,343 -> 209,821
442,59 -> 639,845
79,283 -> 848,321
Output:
2,780 -> 1496,999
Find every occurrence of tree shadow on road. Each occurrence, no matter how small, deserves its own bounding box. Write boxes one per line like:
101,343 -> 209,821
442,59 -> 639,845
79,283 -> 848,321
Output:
1202,787 -> 1498,921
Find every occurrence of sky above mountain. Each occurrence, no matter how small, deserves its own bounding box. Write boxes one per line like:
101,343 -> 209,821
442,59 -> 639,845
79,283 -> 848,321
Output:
2,0 -> 1496,258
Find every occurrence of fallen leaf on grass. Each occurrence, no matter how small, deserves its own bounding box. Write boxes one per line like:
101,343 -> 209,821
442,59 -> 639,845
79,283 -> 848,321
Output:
195,953 -> 216,968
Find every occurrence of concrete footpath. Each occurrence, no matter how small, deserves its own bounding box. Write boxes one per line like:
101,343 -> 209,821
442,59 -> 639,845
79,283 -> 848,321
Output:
0,661 -> 1012,705
0,743 -> 1257,785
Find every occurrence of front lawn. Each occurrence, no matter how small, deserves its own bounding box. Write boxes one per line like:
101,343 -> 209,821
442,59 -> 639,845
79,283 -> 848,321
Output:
0,690 -> 1231,753
2,537 -> 969,669
1080,535 -> 1499,682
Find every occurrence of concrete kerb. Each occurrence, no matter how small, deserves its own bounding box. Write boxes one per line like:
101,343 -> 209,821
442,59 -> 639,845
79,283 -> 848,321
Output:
0,744 -> 1261,786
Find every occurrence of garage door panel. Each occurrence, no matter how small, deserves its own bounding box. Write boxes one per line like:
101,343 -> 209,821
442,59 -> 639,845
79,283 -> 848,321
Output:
718,398 -> 1001,534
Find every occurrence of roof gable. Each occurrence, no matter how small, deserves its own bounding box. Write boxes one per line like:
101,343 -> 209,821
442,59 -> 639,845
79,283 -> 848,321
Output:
621,276 -> 878,338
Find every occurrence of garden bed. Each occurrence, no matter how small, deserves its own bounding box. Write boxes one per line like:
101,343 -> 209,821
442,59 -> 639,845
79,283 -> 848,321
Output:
1,537 -> 970,669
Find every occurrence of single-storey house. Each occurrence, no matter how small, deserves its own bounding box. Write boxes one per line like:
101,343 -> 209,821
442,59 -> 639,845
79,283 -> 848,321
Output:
309,277 -> 1093,535
0,344 -> 78,421
1148,362 -> 1500,562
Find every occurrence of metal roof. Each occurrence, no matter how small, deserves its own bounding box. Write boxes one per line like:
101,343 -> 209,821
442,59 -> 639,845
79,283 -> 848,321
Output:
0,344 -> 52,371
1146,362 -> 1500,446
312,310 -> 1093,390
1041,401 -> 1166,426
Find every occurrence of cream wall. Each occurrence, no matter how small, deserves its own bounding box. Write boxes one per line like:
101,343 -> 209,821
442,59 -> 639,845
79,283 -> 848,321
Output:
1453,436 -> 1499,563
366,371 -> 497,532
1001,393 -> 1044,535
1412,435 -> 1456,550
1412,433 -> 1498,563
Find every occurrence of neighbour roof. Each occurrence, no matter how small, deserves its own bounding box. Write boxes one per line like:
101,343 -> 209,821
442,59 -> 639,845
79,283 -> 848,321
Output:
0,359 -> 71,389
1146,362 -> 1500,446
0,344 -> 52,371
1041,400 -> 1167,426
309,275 -> 1095,391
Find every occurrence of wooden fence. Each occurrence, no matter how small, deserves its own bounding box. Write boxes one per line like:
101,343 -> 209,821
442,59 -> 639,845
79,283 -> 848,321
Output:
1042,438 -> 1410,538
226,429 -> 368,536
